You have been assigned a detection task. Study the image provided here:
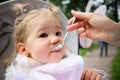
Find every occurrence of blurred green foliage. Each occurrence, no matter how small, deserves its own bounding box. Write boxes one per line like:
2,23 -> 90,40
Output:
1,0 -> 119,22
110,47 -> 120,80
47,0 -> 120,22
47,0 -> 88,18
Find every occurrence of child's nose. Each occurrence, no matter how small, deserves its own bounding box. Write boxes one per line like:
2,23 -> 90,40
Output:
51,36 -> 61,44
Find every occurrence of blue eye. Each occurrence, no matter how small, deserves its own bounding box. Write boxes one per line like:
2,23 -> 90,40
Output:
56,32 -> 62,36
39,33 -> 48,38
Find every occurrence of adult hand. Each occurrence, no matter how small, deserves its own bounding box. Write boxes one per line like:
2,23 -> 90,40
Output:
66,10 -> 120,46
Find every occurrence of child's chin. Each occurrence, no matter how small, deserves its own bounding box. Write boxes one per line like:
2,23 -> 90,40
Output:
49,58 -> 63,63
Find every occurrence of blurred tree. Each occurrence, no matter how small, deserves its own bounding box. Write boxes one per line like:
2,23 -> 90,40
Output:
104,0 -> 119,22
46,0 -> 88,18
46,0 -> 120,22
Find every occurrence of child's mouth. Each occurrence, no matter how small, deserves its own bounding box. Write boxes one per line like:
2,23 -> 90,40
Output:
50,50 -> 60,53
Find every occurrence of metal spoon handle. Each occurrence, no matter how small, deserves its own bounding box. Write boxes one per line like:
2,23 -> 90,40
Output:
63,32 -> 68,43
63,17 -> 76,43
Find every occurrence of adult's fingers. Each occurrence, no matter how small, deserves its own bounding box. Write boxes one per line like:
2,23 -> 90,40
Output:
68,17 -> 75,25
66,21 -> 85,32
77,27 -> 86,34
71,10 -> 92,21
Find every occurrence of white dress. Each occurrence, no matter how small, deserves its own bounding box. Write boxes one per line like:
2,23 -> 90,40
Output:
5,53 -> 84,80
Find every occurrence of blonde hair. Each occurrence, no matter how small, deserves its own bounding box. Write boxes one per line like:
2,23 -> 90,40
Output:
4,3 -> 59,68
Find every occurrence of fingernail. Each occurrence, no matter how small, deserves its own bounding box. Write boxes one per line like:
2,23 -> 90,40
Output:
71,10 -> 76,13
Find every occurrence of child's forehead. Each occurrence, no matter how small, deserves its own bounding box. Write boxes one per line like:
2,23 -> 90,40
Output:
36,20 -> 62,31
26,15 -> 62,32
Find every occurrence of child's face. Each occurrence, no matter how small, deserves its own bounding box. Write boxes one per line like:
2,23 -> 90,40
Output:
20,14 -> 66,63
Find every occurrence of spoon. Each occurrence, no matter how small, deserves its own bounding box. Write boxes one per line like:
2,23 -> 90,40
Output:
52,17 -> 76,51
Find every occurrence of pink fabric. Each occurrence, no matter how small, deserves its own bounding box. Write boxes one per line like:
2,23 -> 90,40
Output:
30,54 -> 84,80
7,54 -> 84,80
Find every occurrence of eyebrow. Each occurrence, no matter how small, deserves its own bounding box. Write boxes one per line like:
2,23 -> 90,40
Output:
36,26 -> 48,34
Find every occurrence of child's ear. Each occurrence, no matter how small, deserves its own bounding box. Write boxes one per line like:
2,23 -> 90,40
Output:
17,42 -> 29,56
